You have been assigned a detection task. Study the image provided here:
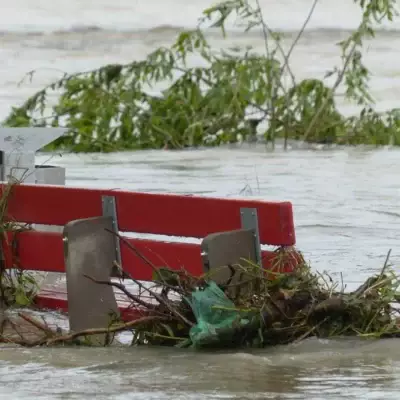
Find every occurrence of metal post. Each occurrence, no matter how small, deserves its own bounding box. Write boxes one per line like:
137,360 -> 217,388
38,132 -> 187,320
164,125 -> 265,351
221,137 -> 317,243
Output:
240,207 -> 262,266
101,195 -> 122,267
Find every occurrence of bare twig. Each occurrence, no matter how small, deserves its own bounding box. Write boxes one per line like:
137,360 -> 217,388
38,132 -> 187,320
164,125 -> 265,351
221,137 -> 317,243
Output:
104,229 -> 193,326
280,0 -> 319,77
293,317 -> 329,344
1,316 -> 169,347
254,0 -> 296,85
83,274 -> 157,311
44,316 -> 167,346
379,249 -> 392,279
112,261 -> 194,328
18,312 -> 54,337
105,229 -> 159,276
302,40 -> 359,141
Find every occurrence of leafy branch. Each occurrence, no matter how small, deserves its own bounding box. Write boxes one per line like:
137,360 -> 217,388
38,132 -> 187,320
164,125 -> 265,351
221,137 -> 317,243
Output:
2,0 -> 400,151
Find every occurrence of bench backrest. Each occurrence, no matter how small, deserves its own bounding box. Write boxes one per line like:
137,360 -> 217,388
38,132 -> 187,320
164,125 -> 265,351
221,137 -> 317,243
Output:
1,183 -> 296,280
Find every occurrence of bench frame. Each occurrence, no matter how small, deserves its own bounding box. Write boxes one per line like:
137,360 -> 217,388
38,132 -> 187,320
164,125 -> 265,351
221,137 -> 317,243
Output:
0,183 -> 299,327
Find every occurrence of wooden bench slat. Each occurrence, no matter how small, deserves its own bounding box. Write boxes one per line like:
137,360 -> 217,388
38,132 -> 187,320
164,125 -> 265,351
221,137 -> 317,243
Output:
34,291 -> 147,322
6,231 -> 294,280
2,184 -> 296,246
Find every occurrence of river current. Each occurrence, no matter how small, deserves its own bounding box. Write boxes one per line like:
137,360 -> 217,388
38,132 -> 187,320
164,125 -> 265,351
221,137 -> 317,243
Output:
1,0 -> 400,398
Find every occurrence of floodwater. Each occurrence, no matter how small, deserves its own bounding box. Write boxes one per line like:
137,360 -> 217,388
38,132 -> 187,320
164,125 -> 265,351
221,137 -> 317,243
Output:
1,0 -> 400,399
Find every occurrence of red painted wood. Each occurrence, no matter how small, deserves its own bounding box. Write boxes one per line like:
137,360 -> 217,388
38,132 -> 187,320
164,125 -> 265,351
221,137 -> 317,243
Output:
33,293 -> 148,322
1,184 -> 296,246
7,231 -> 295,280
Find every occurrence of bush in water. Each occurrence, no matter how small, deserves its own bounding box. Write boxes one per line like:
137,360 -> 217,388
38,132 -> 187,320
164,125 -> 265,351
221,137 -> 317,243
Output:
3,0 -> 400,152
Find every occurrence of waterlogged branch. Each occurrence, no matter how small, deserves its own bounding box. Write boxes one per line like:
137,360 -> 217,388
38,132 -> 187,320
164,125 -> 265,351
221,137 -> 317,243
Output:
3,314 -> 169,347
44,316 -> 167,346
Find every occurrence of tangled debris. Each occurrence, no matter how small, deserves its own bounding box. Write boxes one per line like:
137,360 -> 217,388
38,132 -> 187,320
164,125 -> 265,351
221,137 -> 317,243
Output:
118,248 -> 400,349
1,245 -> 400,349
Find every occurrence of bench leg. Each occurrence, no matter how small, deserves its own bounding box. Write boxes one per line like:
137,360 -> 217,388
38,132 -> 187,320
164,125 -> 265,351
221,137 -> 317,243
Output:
201,229 -> 258,299
63,216 -> 120,345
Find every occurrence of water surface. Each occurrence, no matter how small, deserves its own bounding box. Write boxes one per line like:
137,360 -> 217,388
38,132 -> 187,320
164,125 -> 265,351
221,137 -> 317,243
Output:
2,0 -> 400,398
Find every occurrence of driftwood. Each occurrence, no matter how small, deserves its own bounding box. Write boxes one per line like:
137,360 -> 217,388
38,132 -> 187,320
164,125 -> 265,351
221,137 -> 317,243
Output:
0,313 -> 169,347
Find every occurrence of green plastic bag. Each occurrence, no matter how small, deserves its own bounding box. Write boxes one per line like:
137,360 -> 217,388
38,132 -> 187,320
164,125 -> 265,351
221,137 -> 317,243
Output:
185,281 -> 249,349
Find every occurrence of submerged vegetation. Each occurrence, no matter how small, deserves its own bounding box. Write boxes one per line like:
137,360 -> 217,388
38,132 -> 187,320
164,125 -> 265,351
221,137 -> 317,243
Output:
2,0 -> 400,152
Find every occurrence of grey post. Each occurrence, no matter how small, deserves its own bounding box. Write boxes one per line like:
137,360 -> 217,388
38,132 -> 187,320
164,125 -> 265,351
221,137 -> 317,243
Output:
240,207 -> 262,266
63,196 -> 123,340
63,216 -> 120,344
199,207 -> 263,299
101,195 -> 122,274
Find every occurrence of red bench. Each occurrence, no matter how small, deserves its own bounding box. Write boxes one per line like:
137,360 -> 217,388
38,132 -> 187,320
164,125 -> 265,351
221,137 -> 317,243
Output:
0,183 -> 298,322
